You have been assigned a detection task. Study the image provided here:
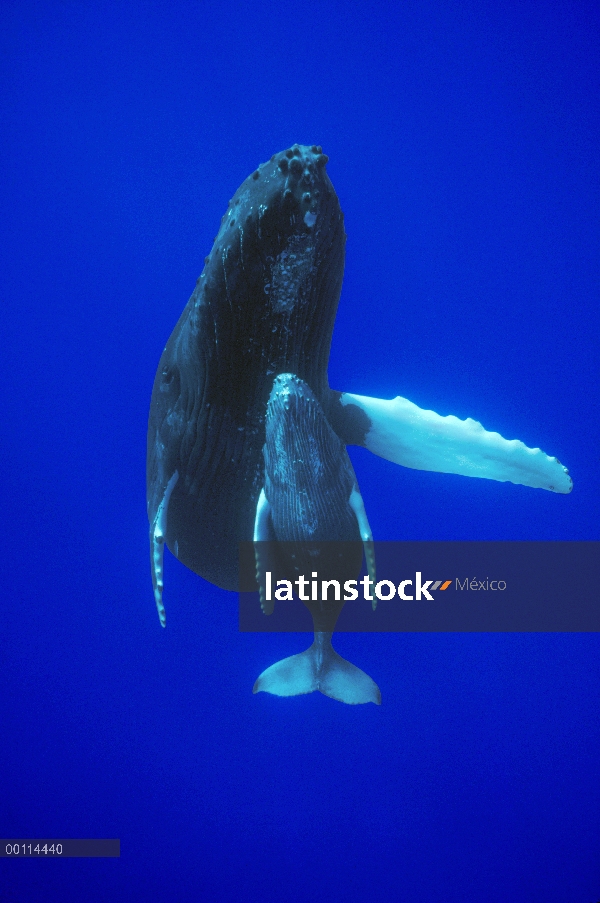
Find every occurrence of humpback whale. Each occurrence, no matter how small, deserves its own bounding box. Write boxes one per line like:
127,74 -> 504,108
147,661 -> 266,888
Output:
147,144 -> 571,628
253,373 -> 380,704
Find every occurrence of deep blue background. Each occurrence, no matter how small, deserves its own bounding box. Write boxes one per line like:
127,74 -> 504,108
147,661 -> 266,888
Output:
1,1 -> 599,900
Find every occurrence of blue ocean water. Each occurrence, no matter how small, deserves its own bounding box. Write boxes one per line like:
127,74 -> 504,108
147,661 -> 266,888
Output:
1,1 -> 599,900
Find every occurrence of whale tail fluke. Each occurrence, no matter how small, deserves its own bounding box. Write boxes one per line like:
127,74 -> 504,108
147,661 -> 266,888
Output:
253,649 -> 318,698
253,634 -> 381,705
319,651 -> 381,705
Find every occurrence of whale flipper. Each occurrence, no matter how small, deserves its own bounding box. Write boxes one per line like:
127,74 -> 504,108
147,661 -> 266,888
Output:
253,488 -> 277,614
253,633 -> 381,705
150,470 -> 179,627
348,484 -> 377,609
340,393 -> 572,494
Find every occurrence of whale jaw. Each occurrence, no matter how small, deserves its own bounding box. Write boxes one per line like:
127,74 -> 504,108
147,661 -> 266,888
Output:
253,632 -> 381,705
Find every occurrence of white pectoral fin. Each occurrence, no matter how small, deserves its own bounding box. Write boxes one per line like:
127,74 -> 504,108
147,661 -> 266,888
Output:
253,488 -> 272,542
349,484 -> 377,611
342,393 -> 572,494
254,488 -> 275,614
150,469 -> 179,627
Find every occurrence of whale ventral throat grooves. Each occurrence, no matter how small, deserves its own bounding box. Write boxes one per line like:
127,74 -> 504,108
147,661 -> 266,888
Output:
147,145 -> 348,590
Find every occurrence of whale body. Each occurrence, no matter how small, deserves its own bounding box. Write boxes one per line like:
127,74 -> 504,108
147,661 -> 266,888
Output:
147,145 -> 359,611
147,144 -> 572,627
253,373 -> 380,705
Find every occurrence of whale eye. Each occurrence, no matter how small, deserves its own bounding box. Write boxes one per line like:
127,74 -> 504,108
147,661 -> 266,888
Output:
160,364 -> 180,395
